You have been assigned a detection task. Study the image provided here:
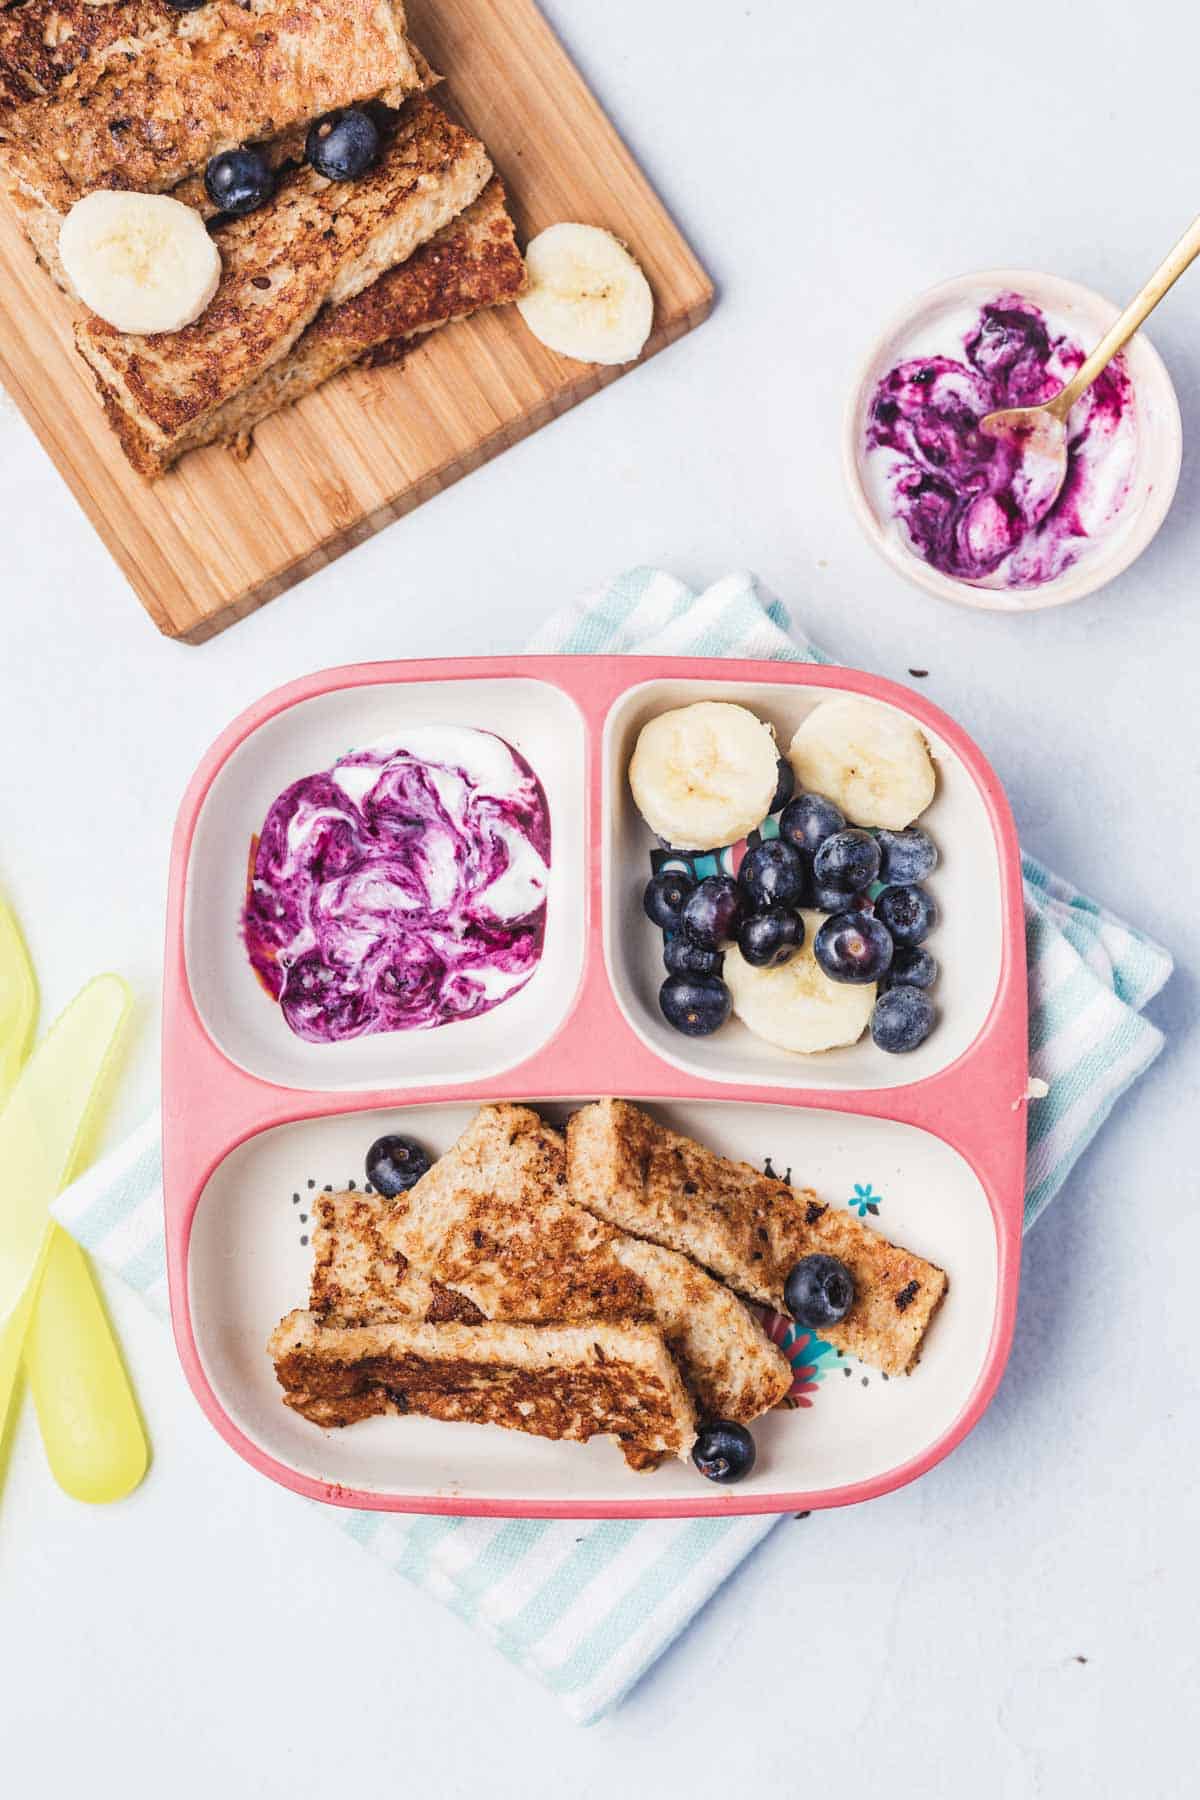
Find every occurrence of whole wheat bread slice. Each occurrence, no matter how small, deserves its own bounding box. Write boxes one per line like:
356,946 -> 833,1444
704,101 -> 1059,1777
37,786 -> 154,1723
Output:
567,1099 -> 948,1377
309,1187 -> 484,1325
0,0 -> 187,116
74,96 -> 492,477
269,1309 -> 697,1471
0,0 -> 436,122
379,1104 -> 793,1424
0,0 -> 426,227
200,176 -> 525,456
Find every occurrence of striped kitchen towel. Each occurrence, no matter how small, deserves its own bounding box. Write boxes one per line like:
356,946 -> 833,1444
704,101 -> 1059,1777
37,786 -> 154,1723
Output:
51,567 -> 1171,1723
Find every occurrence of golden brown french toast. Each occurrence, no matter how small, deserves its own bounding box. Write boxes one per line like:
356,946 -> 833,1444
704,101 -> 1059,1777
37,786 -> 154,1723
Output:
379,1104 -> 793,1424
0,0 -> 437,122
309,1187 -> 483,1325
567,1100 -> 948,1376
0,0 -> 185,116
74,97 -> 492,477
198,176 -> 525,454
0,0 -> 425,208
269,1310 -> 698,1471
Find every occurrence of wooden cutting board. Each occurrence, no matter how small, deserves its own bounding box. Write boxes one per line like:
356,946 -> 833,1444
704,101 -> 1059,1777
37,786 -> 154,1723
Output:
0,0 -> 712,643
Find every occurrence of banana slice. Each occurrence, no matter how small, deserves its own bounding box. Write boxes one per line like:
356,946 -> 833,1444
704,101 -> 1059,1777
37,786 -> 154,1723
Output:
629,701 -> 779,850
725,913 -> 875,1053
59,191 -> 221,335
516,223 -> 653,365
788,698 -> 935,830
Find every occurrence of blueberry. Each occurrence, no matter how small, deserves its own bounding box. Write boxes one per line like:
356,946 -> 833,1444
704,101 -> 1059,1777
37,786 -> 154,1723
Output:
306,107 -> 380,181
203,146 -> 275,216
813,827 -> 881,893
876,825 -> 939,885
738,838 -> 807,910
769,759 -> 795,814
881,944 -> 939,991
784,1254 -> 855,1328
813,881 -> 874,915
366,1133 -> 432,1196
876,883 -> 938,945
692,1419 -> 756,1483
871,986 -> 937,1052
664,935 -> 723,978
813,911 -> 893,984
643,869 -> 695,931
779,791 -> 846,857
738,908 -> 803,968
681,875 -> 744,949
659,973 -> 731,1036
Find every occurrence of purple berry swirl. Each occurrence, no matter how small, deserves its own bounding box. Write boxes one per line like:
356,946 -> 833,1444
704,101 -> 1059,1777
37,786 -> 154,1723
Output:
865,294 -> 1137,589
242,726 -> 551,1043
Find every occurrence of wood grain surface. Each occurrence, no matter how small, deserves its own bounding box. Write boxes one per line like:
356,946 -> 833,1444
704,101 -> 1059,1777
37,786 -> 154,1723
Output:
0,0 -> 712,642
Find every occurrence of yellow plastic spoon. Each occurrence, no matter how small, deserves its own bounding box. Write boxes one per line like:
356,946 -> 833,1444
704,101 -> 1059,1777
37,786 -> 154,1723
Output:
0,972 -> 146,1502
0,975 -> 131,1415
0,913 -> 147,1499
26,1230 -> 148,1501
0,897 -> 38,1458
0,898 -> 36,1104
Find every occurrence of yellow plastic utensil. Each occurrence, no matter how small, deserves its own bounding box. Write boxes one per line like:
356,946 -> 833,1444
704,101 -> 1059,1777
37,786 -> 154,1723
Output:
0,972 -> 130,1389
0,898 -> 36,1104
0,912 -> 147,1500
0,972 -> 146,1502
26,1230 -> 148,1501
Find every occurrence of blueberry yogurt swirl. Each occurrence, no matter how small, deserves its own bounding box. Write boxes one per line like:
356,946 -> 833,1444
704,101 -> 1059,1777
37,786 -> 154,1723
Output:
865,294 -> 1137,589
243,726 -> 551,1042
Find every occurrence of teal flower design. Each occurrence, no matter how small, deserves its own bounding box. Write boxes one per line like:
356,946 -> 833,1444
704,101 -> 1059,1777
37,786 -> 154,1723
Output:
849,1182 -> 882,1217
762,1311 -> 838,1407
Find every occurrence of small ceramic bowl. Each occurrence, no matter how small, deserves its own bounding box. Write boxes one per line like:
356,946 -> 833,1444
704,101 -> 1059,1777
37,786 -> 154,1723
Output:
843,269 -> 1183,612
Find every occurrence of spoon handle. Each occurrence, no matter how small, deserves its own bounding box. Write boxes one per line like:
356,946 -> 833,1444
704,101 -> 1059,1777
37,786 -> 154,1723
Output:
1054,213 -> 1200,417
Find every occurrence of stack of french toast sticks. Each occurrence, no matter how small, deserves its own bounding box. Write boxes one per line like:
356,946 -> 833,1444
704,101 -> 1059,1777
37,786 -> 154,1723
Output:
0,0 -> 526,476
269,1100 -> 949,1473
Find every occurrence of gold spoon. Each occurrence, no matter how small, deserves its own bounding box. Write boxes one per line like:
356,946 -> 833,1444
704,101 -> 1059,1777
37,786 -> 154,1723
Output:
980,213 -> 1200,523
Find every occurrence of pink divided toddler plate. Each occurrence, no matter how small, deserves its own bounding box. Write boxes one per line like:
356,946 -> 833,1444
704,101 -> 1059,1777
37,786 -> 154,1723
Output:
163,657 -> 1028,1518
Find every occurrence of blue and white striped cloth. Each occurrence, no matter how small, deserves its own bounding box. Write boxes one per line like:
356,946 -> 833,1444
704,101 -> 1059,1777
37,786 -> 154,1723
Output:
51,568 -> 1172,1722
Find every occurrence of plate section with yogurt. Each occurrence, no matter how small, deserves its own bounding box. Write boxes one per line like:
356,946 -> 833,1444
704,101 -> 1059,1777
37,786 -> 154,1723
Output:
242,727 -> 552,1045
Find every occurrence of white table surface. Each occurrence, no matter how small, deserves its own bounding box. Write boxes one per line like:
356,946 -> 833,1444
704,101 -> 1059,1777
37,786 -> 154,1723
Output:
2,1 -> 1197,1792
